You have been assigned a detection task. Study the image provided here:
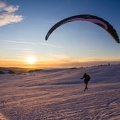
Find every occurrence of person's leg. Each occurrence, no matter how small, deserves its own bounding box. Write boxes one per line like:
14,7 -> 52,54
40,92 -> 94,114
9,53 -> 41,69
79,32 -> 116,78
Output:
86,83 -> 88,89
84,84 -> 87,91
84,83 -> 88,91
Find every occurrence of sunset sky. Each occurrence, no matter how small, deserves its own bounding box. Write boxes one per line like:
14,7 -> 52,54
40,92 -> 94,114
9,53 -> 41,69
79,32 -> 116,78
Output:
0,0 -> 120,68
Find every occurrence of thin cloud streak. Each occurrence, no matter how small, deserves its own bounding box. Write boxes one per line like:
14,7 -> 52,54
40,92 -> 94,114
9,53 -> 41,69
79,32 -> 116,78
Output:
3,40 -> 37,45
2,40 -> 62,49
40,42 -> 62,48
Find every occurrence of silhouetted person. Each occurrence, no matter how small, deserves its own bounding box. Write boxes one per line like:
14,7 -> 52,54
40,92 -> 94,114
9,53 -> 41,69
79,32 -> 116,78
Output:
81,73 -> 90,91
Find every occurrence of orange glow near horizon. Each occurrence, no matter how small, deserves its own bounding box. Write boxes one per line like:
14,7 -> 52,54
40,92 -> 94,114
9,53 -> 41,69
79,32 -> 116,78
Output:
0,57 -> 120,69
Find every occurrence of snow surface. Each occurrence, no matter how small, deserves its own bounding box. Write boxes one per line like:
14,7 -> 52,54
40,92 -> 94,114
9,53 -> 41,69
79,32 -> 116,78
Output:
0,65 -> 120,120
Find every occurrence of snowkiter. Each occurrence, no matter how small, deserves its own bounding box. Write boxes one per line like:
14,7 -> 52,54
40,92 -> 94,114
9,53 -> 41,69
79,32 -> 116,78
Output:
81,73 -> 90,91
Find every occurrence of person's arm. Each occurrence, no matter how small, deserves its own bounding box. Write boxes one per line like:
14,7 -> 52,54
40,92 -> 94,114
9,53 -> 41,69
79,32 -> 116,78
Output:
81,75 -> 85,79
81,76 -> 84,79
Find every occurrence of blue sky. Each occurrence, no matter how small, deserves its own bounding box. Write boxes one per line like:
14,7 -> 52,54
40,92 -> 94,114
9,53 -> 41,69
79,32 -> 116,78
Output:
0,0 -> 120,68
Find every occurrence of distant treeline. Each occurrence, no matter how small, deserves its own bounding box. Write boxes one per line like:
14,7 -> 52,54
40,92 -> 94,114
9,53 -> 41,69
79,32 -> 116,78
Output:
0,67 -> 31,74
0,70 -> 15,74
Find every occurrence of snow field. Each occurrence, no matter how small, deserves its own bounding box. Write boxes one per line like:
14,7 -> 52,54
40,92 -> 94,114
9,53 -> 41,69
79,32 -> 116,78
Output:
0,65 -> 120,120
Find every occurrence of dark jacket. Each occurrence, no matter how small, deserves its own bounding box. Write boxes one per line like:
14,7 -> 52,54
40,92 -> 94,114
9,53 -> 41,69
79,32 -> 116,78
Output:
82,73 -> 90,84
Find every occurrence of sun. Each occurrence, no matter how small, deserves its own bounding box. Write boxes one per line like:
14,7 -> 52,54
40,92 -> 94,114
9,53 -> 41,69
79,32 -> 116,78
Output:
26,57 -> 36,64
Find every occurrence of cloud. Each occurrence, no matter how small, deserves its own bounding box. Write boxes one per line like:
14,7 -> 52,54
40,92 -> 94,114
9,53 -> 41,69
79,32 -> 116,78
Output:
3,40 -> 37,45
0,1 -> 6,10
0,1 -> 24,26
40,42 -> 62,48
4,5 -> 19,13
0,1 -> 19,13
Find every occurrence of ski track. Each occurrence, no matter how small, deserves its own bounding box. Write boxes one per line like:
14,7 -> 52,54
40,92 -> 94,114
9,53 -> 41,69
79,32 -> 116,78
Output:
0,65 -> 120,120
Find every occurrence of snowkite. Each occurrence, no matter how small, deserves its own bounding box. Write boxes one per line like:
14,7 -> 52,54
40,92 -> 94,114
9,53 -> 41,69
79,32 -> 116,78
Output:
45,14 -> 120,43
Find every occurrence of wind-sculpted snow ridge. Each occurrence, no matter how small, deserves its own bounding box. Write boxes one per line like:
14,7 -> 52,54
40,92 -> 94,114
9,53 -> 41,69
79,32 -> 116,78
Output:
0,65 -> 120,120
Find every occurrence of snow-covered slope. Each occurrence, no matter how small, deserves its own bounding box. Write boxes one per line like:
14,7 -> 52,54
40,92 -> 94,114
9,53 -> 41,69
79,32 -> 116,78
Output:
0,65 -> 120,120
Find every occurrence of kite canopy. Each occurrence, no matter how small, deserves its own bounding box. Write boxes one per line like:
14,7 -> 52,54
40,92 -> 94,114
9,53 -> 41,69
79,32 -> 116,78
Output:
45,14 -> 120,43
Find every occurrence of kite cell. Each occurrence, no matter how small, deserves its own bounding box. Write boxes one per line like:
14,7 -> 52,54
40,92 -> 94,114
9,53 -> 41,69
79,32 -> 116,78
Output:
45,14 -> 120,43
